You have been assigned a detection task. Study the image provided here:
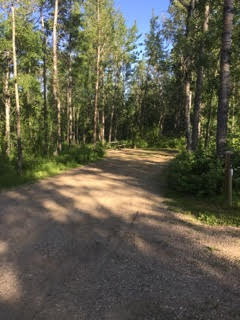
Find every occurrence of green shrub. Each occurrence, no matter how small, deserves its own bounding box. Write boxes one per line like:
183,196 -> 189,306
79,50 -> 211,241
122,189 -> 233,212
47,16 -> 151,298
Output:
155,136 -> 185,149
0,144 -> 105,190
134,138 -> 149,148
139,128 -> 185,149
168,149 -> 224,196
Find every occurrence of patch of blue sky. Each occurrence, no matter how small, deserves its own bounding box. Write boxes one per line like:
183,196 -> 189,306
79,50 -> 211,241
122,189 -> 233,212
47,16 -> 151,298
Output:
115,0 -> 171,58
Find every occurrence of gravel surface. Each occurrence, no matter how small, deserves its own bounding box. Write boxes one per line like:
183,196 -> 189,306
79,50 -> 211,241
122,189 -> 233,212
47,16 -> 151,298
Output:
0,149 -> 239,320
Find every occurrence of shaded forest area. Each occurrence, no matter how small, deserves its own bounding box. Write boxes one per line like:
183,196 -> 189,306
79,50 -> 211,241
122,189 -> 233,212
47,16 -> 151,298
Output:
0,0 -> 240,202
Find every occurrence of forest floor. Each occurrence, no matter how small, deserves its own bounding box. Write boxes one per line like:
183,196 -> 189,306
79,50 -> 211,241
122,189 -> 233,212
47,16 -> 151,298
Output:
0,149 -> 239,320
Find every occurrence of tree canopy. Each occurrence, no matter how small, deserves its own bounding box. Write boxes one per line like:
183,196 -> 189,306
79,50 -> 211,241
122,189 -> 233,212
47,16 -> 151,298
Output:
0,0 -> 238,173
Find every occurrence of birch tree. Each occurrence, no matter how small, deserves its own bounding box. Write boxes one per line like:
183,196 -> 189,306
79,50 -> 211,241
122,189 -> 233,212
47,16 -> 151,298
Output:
11,1 -> 23,173
216,0 -> 234,156
192,2 -> 210,150
53,0 -> 62,153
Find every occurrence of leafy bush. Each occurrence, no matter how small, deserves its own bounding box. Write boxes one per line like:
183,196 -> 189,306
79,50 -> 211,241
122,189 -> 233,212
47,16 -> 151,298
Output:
134,138 -> 149,148
137,127 -> 185,149
155,136 -> 185,149
106,131 -> 185,150
144,128 -> 185,150
168,149 -> 224,196
0,144 -> 105,190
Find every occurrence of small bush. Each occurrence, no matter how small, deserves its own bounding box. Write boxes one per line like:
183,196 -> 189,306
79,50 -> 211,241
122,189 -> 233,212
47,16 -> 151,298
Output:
155,136 -> 185,150
168,149 -> 224,196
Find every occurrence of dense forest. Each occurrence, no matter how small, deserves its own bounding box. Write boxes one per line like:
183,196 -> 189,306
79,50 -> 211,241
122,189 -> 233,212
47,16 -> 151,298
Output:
0,0 -> 239,194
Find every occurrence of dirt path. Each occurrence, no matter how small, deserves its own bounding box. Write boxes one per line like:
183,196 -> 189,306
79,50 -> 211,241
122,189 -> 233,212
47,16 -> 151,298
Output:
0,149 -> 239,320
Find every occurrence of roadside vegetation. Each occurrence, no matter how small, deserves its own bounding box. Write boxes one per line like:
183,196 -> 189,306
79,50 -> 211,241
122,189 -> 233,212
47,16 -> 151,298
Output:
0,144 -> 105,190
0,0 -> 239,226
165,146 -> 240,227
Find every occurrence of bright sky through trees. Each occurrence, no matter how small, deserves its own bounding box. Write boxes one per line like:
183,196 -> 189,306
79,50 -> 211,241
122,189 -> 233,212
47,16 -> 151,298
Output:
116,0 -> 170,36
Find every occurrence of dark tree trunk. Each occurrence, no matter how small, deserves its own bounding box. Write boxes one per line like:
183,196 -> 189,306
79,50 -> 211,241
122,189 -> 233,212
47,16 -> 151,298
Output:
216,0 -> 234,156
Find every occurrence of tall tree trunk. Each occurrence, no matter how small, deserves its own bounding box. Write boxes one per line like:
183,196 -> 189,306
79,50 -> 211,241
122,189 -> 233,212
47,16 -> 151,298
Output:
184,79 -> 192,150
72,106 -> 76,144
100,107 -> 105,143
114,124 -> 117,141
216,0 -> 234,156
53,0 -> 62,153
67,51 -> 73,145
67,0 -> 73,145
180,0 -> 196,151
3,51 -> 11,157
75,109 -> 79,144
83,125 -> 86,144
26,76 -> 32,140
231,79 -> 236,133
108,104 -> 114,142
99,73 -> 105,144
93,0 -> 100,146
109,66 -> 120,143
11,4 -> 22,174
40,5 -> 48,153
158,113 -> 164,136
204,92 -> 213,149
192,3 -> 210,150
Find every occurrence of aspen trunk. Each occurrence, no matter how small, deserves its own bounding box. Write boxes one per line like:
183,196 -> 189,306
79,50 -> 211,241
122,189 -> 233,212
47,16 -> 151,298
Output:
99,74 -> 105,144
67,52 -> 73,145
71,104 -> 76,144
181,0 -> 196,151
75,109 -> 79,144
67,0 -> 73,145
192,3 -> 210,150
53,0 -> 62,153
40,5 -> 48,152
158,113 -> 164,136
93,0 -> 100,146
109,67 -> 120,143
26,79 -> 32,139
94,52 -> 100,145
3,51 -> 11,156
231,80 -> 236,133
100,107 -> 105,143
204,92 -> 213,149
114,124 -> 117,141
184,79 -> 192,150
83,126 -> 86,144
11,4 -> 22,174
108,104 -> 115,143
217,0 -> 234,156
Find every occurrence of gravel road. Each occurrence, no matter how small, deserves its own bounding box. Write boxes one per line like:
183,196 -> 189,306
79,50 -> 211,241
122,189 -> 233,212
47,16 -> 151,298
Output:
0,149 -> 239,320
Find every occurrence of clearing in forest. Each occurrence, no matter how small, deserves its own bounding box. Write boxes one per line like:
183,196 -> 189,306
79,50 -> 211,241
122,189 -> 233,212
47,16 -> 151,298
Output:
0,149 -> 239,320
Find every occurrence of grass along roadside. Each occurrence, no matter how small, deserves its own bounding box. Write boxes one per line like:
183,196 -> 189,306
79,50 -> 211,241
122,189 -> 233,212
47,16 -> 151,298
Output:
0,144 -> 105,191
164,191 -> 240,227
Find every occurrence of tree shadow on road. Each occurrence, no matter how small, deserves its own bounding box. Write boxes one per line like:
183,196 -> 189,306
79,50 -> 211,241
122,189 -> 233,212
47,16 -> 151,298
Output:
0,150 -> 239,320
